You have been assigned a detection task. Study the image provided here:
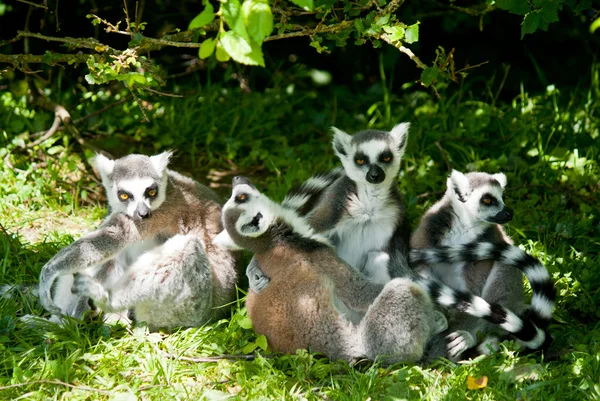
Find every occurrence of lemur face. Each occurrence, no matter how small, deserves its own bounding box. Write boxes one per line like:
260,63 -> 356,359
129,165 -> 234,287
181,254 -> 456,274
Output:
94,152 -> 172,221
449,170 -> 513,225
332,123 -> 409,187
213,176 -> 276,252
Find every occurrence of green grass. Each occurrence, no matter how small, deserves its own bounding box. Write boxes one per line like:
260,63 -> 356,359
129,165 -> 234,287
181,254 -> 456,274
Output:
1,66 -> 599,400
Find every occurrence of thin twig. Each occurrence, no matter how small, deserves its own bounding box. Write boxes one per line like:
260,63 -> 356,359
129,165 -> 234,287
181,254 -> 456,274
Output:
434,141 -> 452,172
26,110 -> 64,148
16,0 -> 48,9
142,87 -> 184,97
264,20 -> 352,42
0,380 -> 112,394
163,352 -> 271,363
72,96 -> 133,124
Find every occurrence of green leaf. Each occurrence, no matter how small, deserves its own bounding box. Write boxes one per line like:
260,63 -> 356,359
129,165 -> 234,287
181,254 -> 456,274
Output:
242,342 -> 258,354
236,315 -> 254,329
538,2 -> 560,25
383,25 -> 405,42
354,19 -> 365,33
421,67 -> 438,86
255,334 -> 268,351
242,0 -> 274,44
199,38 -> 216,59
188,3 -> 215,30
220,31 -> 265,66
591,17 -> 600,34
375,14 -> 390,26
289,0 -> 313,12
222,0 -> 250,41
496,0 -> 530,15
405,22 -> 419,44
216,42 -> 231,62
521,11 -> 540,38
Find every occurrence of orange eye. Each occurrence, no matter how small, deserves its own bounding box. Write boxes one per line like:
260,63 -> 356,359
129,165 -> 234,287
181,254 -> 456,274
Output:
235,193 -> 248,203
239,194 -> 246,200
383,156 -> 391,162
147,189 -> 157,197
482,197 -> 491,205
119,193 -> 129,201
355,159 -> 365,165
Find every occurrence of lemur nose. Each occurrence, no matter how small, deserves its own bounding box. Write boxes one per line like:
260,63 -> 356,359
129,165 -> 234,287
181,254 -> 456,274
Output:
503,207 -> 513,221
366,165 -> 385,184
232,176 -> 252,187
137,209 -> 152,219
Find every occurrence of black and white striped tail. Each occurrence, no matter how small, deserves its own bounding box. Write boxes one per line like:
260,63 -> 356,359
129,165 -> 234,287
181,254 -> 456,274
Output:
416,277 -> 548,351
409,242 -> 556,330
282,167 -> 344,216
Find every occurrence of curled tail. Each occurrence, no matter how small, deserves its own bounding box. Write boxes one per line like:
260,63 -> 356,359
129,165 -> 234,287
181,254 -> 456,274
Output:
409,242 -> 556,330
282,167 -> 344,216
415,277 -> 549,352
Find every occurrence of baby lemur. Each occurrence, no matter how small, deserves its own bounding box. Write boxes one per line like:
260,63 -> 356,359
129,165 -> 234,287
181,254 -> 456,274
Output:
38,152 -> 239,329
410,170 -> 555,359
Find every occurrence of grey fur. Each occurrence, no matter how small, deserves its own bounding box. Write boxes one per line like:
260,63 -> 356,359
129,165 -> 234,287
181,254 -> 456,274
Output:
38,152 -> 239,329
214,177 -> 443,364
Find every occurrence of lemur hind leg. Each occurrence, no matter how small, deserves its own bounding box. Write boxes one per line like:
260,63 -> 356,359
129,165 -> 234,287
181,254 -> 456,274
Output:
73,234 -> 213,329
360,278 -> 440,365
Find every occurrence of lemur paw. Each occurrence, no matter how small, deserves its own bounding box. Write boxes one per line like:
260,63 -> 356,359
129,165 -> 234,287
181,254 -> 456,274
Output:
446,330 -> 476,359
431,311 -> 448,335
72,274 -> 107,303
363,251 -> 391,284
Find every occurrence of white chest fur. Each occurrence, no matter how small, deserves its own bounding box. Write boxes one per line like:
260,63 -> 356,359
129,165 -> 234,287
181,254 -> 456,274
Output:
329,185 -> 399,270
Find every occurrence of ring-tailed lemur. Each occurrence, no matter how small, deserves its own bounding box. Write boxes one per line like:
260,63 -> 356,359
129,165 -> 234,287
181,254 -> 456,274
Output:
214,176 -> 547,362
281,123 -> 412,283
213,176 -> 445,364
38,152 -> 240,330
410,170 -> 555,359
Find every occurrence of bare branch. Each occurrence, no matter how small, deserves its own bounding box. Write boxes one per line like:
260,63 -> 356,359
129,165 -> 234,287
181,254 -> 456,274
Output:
264,20 -> 352,42
16,0 -> 48,9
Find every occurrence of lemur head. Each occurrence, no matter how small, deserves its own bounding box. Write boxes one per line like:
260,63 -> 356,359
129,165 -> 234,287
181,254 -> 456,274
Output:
93,151 -> 172,221
332,122 -> 409,187
213,176 -> 329,253
447,170 -> 513,225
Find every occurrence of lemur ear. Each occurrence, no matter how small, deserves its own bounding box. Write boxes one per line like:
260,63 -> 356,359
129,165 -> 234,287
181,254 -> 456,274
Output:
448,170 -> 471,203
390,122 -> 410,153
213,230 -> 244,251
332,127 -> 352,159
93,154 -> 115,185
492,173 -> 507,189
150,150 -> 173,175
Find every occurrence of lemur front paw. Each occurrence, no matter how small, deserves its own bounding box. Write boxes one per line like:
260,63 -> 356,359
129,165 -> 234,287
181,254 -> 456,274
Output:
446,330 -> 476,359
72,274 -> 107,303
363,251 -> 391,284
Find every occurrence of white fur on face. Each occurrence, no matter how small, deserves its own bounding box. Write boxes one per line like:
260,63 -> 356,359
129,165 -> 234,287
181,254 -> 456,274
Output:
338,139 -> 403,187
222,183 -> 330,246
108,178 -> 164,217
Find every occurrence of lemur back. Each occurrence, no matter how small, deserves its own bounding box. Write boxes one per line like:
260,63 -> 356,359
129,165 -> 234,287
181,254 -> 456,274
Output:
410,170 -> 555,359
282,123 -> 412,283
